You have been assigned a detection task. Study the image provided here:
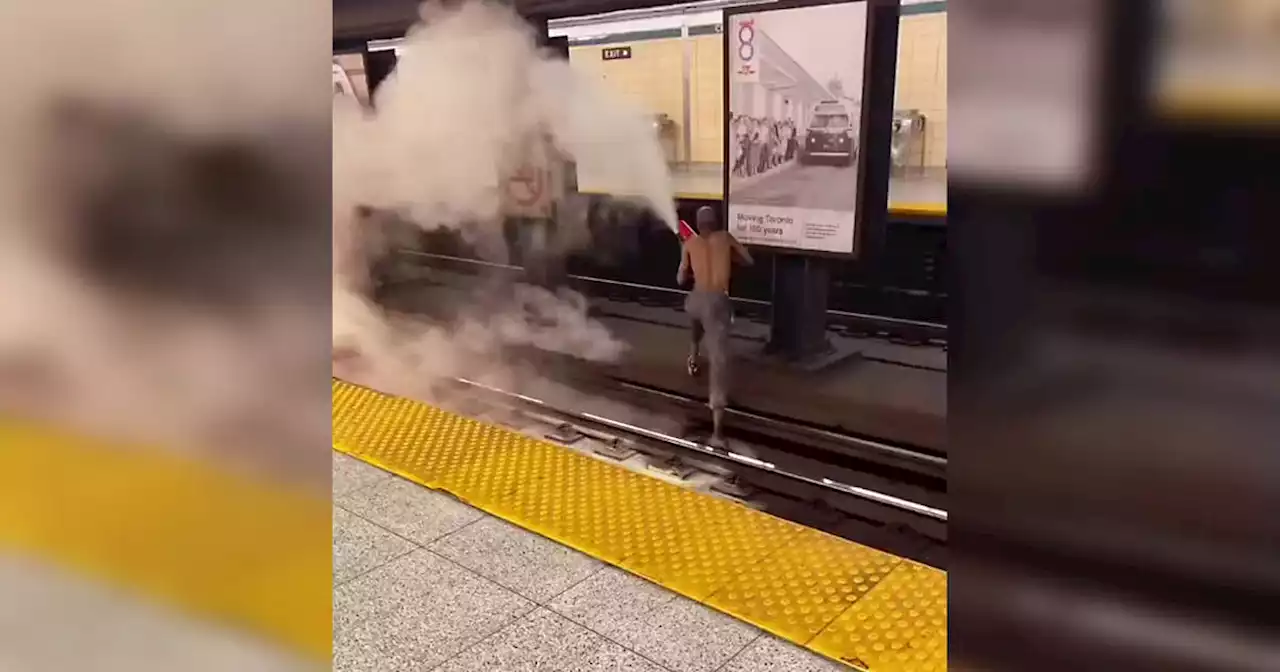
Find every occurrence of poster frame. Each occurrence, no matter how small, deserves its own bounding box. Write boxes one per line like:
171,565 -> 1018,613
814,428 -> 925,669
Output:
722,0 -> 891,260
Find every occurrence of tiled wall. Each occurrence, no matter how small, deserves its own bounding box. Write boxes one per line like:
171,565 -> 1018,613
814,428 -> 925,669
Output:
566,6 -> 947,167
895,11 -> 947,166
689,36 -> 724,163
569,39 -> 687,161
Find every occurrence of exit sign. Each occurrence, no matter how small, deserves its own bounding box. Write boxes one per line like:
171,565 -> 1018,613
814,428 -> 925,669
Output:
602,46 -> 632,61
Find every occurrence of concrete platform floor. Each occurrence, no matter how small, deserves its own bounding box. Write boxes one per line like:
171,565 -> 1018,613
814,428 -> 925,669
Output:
333,452 -> 852,672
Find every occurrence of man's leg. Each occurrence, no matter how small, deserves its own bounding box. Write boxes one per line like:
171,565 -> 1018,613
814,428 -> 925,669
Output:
525,219 -> 548,286
687,295 -> 704,376
689,321 -> 704,373
705,297 -> 732,447
503,217 -> 523,267
707,348 -> 728,445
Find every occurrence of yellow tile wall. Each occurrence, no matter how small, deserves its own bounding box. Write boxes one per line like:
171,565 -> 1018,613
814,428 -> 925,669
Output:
690,35 -> 724,163
570,39 -> 688,161
894,12 -> 947,167
566,10 -> 948,168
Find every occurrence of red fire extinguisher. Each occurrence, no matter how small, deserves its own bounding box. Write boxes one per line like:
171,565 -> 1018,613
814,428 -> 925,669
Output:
677,219 -> 698,241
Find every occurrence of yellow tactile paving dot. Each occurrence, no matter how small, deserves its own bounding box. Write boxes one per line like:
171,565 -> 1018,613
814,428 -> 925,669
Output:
706,526 -> 903,645
331,378 -> 947,669
0,420 -> 331,659
809,561 -> 948,672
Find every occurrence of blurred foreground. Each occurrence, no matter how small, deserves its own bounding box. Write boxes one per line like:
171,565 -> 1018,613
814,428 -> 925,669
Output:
0,0 -> 332,666
950,1 -> 1280,671
0,554 -> 307,672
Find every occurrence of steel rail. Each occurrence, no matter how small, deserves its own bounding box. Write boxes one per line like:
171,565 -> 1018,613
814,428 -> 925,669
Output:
454,376 -> 948,522
612,379 -> 947,468
401,249 -> 947,332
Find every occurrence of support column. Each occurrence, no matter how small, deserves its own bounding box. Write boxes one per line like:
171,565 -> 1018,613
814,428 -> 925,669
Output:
363,49 -> 397,101
744,0 -> 898,372
526,13 -> 551,47
520,12 -> 568,290
761,254 -> 864,370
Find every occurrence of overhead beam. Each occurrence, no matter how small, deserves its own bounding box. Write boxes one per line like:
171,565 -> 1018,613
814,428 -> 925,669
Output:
334,0 -> 695,42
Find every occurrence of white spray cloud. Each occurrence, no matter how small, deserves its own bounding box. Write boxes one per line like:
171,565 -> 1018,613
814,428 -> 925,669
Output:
0,0 -> 671,478
334,0 -> 677,232
333,0 -> 676,400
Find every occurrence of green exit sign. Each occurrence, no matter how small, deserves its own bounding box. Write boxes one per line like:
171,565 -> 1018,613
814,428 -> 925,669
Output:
602,46 -> 632,61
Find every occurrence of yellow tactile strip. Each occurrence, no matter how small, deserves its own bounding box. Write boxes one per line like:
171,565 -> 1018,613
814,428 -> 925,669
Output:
333,379 -> 948,670
811,560 -> 948,672
0,420 -> 332,659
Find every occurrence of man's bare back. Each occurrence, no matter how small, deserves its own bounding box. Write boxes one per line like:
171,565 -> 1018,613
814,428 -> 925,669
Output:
678,230 -> 752,292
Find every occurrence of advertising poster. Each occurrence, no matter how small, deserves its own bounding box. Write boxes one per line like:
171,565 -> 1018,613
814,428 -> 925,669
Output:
725,1 -> 870,255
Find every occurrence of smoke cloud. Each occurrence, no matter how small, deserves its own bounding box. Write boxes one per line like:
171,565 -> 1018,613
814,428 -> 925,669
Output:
332,1 -> 677,232
334,1 -> 676,403
0,0 -> 674,480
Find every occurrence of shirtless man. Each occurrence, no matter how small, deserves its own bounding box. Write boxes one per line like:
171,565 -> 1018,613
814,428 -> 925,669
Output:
676,206 -> 753,447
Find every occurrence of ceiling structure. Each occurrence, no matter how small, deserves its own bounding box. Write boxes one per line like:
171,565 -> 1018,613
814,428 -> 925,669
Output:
333,0 -> 421,42
333,0 -> 690,42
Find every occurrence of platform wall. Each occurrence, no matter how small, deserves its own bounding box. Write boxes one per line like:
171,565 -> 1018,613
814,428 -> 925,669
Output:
569,37 -> 690,161
896,8 -> 947,167
567,1 -> 948,169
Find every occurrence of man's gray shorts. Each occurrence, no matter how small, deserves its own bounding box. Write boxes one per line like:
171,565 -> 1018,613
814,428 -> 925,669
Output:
685,290 -> 732,409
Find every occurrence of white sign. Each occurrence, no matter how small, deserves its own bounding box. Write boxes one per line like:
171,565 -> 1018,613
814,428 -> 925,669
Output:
729,204 -> 855,254
503,137 -> 564,219
730,17 -> 760,83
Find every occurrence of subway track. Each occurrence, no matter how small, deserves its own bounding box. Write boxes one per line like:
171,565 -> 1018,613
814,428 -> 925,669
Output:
430,372 -> 947,569
366,255 -> 948,565
512,353 -> 947,481
396,250 -> 948,345
374,264 -> 948,472
609,377 -> 946,477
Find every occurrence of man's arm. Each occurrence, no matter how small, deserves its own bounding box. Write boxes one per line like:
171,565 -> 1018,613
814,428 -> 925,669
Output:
729,234 -> 754,266
676,244 -> 691,286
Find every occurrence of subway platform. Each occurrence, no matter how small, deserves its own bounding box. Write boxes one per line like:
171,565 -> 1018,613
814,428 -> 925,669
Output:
333,379 -> 947,672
